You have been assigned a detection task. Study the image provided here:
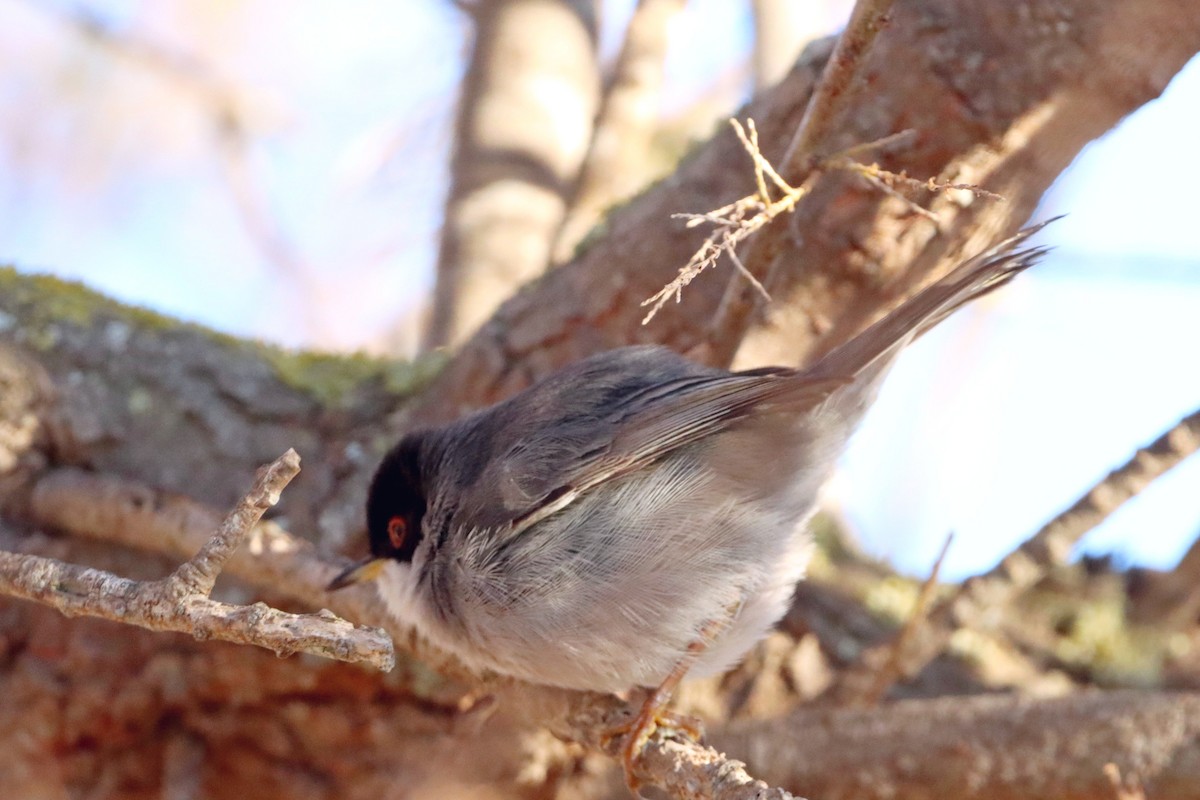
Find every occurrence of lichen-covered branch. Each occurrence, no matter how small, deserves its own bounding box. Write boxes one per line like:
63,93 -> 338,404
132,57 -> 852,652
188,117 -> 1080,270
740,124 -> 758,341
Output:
169,450 -> 301,595
1,450 -> 395,671
0,549 -> 391,669
25,463 -> 467,681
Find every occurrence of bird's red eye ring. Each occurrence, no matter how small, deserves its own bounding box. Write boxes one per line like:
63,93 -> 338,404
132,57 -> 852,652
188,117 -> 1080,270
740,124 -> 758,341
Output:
387,516 -> 407,550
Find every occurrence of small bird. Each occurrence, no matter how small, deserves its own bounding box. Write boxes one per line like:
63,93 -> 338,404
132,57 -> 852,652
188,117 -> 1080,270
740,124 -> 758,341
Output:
330,221 -> 1053,779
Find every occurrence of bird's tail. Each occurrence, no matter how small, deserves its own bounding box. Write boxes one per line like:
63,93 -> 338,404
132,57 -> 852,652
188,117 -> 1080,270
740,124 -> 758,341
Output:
809,218 -> 1058,381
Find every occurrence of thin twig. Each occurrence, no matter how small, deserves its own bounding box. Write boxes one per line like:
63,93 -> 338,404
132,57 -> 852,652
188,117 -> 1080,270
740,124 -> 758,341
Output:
2,450 -> 395,671
781,0 -> 895,171
705,0 -> 894,364
641,119 -> 815,322
642,118 -> 996,323
27,466 -> 465,680
169,451 -> 300,595
855,532 -> 954,706
827,407 -> 1200,702
1104,763 -> 1148,800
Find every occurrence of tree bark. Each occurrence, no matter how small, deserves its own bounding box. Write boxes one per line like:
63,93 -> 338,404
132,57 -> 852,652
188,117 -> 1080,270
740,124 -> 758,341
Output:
713,690 -> 1200,800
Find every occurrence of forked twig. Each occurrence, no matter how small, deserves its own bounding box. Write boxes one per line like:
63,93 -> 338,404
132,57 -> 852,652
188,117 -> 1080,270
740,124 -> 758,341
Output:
0,450 -> 394,671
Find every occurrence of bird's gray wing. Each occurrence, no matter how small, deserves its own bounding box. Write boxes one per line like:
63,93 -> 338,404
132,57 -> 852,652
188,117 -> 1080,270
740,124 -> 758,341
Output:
440,346 -> 845,535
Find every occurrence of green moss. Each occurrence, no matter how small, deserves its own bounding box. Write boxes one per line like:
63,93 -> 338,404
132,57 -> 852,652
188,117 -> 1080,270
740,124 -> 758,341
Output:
262,348 -> 445,407
1054,598 -> 1163,686
0,265 -> 239,346
864,575 -> 921,623
0,265 -> 443,406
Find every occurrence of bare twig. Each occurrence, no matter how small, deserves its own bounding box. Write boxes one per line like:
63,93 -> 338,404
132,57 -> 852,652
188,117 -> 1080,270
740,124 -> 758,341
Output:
169,450 -> 300,595
1104,763 -> 1148,800
828,407 -> 1200,701
782,0 -> 894,170
641,119 -> 814,322
852,533 -> 954,706
25,466 -> 471,681
706,0 -> 894,365
3,450 -> 394,671
642,120 -> 996,323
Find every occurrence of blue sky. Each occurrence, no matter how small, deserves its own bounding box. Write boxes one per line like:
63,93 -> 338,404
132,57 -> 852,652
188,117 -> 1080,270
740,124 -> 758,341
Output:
1,1 -> 1196,580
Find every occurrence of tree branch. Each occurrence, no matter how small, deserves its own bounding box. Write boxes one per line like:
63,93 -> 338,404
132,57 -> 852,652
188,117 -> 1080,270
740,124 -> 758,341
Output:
828,407 -> 1200,704
415,0 -> 1200,422
1,450 -> 395,671
711,690 -> 1200,800
707,0 -> 894,366
424,0 -> 601,350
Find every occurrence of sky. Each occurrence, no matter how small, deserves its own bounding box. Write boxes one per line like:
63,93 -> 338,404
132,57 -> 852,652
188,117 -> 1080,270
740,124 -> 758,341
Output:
0,0 -> 1197,581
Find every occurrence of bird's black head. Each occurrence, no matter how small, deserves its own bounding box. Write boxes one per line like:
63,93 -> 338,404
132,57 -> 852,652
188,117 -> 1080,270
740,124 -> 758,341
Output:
366,434 -> 428,564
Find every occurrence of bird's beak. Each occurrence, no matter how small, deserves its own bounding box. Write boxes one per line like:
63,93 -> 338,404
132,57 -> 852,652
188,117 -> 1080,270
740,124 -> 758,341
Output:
326,557 -> 389,591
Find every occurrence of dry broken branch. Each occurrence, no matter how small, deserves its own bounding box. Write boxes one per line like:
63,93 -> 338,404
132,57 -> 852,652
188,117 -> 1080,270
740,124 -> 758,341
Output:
1,450 -> 395,671
854,532 -> 953,706
643,0 -> 896,332
643,120 -> 998,324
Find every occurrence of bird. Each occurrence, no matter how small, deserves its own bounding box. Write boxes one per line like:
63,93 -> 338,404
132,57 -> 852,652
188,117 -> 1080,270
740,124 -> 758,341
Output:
328,220 -> 1054,783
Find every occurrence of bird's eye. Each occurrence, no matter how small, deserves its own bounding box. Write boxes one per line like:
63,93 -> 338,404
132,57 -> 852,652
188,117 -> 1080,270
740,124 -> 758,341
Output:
387,516 -> 407,550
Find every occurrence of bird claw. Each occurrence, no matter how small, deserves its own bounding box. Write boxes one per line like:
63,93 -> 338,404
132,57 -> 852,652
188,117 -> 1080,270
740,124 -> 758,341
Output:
603,702 -> 705,795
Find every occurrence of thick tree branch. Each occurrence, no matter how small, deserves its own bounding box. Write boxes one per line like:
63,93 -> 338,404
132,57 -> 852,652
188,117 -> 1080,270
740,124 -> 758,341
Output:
711,690 -> 1200,800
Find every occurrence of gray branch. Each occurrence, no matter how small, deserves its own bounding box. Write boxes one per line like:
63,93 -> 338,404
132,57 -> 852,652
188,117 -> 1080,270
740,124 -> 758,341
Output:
1,450 -> 394,671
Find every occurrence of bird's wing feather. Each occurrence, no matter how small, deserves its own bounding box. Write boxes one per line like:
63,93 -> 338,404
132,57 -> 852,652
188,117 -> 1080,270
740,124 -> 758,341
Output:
450,351 -> 844,536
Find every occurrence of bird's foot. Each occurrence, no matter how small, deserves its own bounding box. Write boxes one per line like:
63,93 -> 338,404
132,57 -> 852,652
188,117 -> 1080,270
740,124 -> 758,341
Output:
602,694 -> 705,795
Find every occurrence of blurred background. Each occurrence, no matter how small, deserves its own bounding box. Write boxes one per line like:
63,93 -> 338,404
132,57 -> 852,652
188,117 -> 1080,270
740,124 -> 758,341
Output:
1,0 -> 1197,581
